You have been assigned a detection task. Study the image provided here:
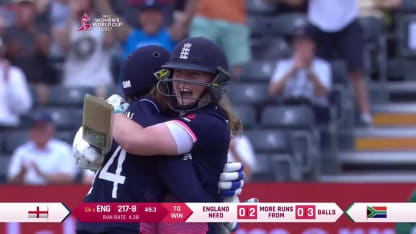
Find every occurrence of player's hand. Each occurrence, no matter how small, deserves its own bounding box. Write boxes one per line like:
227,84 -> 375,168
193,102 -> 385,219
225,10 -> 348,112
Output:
106,94 -> 129,114
72,127 -> 104,171
218,162 -> 245,197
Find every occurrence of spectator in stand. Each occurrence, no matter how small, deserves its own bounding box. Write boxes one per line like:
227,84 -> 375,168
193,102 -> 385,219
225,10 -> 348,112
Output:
7,111 -> 77,185
0,36 -> 32,128
54,0 -> 114,90
96,0 -> 194,60
112,0 -> 194,31
3,0 -> 56,85
295,0 -> 372,126
189,0 -> 251,79
268,24 -> 332,123
49,0 -> 70,57
266,0 -> 308,13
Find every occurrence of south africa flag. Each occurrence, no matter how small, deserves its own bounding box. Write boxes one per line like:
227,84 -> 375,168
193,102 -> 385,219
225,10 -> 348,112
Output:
367,206 -> 387,218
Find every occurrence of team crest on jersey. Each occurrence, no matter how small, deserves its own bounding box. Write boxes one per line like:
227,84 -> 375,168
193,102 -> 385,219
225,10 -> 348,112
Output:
179,43 -> 192,59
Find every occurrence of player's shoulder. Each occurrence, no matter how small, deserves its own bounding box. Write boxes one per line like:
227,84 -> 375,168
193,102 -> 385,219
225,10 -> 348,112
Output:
13,142 -> 33,156
129,96 -> 160,113
181,104 -> 228,124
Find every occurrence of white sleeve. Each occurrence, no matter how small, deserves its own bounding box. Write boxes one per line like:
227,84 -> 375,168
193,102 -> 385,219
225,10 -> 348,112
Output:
165,121 -> 194,155
6,67 -> 32,115
234,135 -> 257,171
7,148 -> 24,180
316,60 -> 332,90
271,60 -> 291,83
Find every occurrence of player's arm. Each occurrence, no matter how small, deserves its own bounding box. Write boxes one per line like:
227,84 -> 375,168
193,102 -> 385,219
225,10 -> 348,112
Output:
94,0 -> 133,41
268,60 -> 298,97
113,114 -> 183,156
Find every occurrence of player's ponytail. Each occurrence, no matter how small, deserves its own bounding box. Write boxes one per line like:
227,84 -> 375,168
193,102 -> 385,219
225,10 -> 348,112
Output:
149,86 -> 171,113
218,95 -> 243,137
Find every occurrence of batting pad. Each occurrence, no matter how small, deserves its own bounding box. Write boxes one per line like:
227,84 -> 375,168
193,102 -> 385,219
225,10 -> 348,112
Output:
82,94 -> 114,154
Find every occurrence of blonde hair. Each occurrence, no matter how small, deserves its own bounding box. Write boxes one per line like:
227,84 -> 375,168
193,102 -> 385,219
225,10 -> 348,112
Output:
218,94 -> 243,137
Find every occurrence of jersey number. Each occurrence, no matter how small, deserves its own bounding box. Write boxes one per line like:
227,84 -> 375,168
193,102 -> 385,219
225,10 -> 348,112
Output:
98,146 -> 127,199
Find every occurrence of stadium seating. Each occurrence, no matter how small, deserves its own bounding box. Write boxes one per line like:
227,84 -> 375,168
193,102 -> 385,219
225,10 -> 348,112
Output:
55,131 -> 76,145
245,129 -> 292,154
250,154 -> 274,181
38,108 -> 82,130
260,105 -> 320,174
233,105 -> 257,130
387,58 -> 404,80
0,156 -> 10,183
398,14 -> 416,59
246,16 -> 270,38
239,60 -> 276,82
271,13 -> 308,37
359,17 -> 386,42
359,17 -> 388,81
269,154 -> 302,181
403,59 -> 416,80
47,86 -> 95,107
246,0 -> 277,16
4,131 -> 28,154
227,83 -> 269,105
0,133 -> 4,153
401,0 -> 416,12
251,153 -> 302,181
331,60 -> 349,86
260,105 -> 315,129
250,38 -> 291,60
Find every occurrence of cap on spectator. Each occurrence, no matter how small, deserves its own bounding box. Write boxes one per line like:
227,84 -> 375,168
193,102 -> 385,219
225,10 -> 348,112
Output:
292,24 -> 316,42
30,111 -> 53,126
139,0 -> 162,11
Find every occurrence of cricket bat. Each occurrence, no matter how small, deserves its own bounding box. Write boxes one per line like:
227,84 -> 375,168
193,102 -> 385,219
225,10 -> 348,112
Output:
82,94 -> 114,154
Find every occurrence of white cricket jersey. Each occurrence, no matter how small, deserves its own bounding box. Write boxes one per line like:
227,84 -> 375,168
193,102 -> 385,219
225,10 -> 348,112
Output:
62,21 -> 113,88
8,139 -> 77,185
0,65 -> 32,126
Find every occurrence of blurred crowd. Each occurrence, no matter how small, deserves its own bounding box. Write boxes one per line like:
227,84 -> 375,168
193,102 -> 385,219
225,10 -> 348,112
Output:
0,0 -> 414,184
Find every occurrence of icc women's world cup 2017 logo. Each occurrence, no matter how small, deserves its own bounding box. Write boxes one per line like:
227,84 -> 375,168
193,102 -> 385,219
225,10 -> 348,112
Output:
77,13 -> 91,32
77,13 -> 122,32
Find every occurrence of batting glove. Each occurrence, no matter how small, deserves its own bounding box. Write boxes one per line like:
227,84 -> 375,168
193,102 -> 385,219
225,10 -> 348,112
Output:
106,94 -> 129,114
218,162 -> 245,197
73,127 -> 104,171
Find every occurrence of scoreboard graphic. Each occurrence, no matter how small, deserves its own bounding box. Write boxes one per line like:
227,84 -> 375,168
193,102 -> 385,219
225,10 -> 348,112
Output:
0,202 -> 413,223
